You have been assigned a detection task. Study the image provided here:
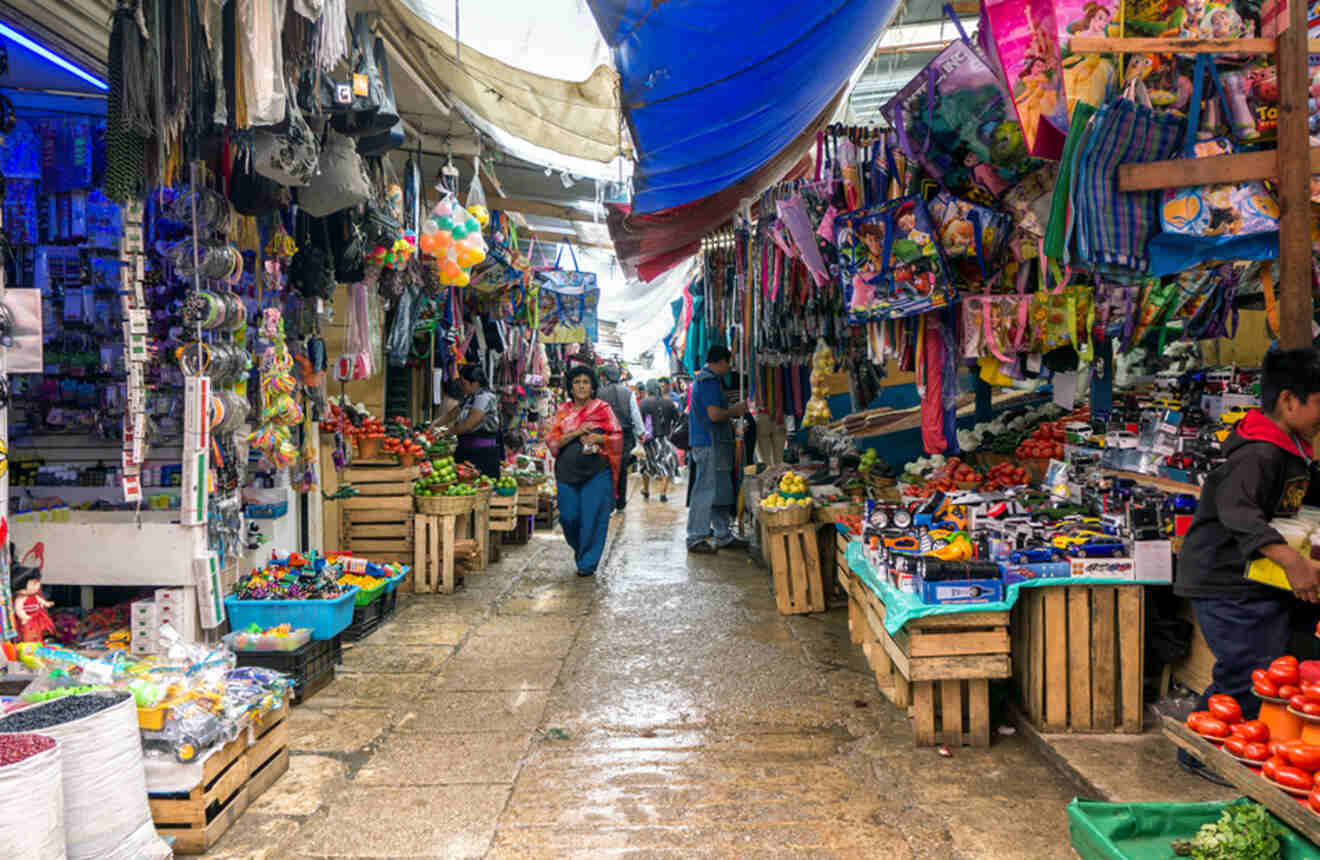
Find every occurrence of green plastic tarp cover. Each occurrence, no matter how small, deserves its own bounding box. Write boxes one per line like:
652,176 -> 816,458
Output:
1068,798 -> 1320,860
844,540 -> 1168,636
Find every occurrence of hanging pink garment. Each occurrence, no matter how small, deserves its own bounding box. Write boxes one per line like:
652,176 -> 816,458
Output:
919,317 -> 948,455
776,194 -> 829,287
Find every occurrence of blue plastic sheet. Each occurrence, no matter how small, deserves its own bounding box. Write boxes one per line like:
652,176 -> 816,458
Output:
588,0 -> 900,214
844,540 -> 1164,636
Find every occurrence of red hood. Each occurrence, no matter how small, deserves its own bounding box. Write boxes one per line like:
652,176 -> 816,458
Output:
1232,409 -> 1314,459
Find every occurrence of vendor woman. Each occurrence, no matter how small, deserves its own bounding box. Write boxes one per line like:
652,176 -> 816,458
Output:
446,365 -> 502,478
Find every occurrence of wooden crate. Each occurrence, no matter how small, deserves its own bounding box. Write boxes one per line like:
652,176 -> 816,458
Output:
149,702 -> 290,854
1011,585 -> 1145,734
338,462 -> 418,565
763,521 -> 826,615
488,494 -> 518,532
840,566 -> 1009,747
412,512 -> 479,594
516,486 -> 538,517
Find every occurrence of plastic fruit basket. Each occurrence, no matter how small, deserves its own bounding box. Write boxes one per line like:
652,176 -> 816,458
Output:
495,486 -> 517,496
224,586 -> 358,641
222,627 -> 313,652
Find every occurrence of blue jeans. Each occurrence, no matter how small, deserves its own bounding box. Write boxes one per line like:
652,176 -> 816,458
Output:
1178,595 -> 1292,767
558,469 -> 614,574
687,445 -> 732,547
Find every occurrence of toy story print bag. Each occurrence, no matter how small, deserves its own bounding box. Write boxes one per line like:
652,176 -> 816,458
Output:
881,5 -> 1040,206
928,191 -> 1012,288
1147,55 -> 1279,276
836,195 -> 955,322
978,0 -> 1069,158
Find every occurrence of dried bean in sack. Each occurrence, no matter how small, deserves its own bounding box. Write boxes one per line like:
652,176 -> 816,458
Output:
0,734 -> 64,859
0,693 -> 168,860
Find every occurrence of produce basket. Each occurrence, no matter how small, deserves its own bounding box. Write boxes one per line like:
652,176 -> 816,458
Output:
224,586 -> 358,641
357,437 -> 383,459
516,475 -> 547,487
495,485 -> 517,496
416,494 -> 475,515
1067,799 -> 1315,860
474,485 -> 493,504
760,504 -> 812,528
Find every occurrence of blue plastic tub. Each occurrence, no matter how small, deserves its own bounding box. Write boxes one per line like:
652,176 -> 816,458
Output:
224,586 -> 359,641
383,570 -> 407,593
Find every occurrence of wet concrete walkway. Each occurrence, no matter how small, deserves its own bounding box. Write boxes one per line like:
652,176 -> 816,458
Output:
203,498 -> 1079,859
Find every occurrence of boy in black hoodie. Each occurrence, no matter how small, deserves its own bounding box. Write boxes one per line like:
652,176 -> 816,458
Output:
1176,348 -> 1320,783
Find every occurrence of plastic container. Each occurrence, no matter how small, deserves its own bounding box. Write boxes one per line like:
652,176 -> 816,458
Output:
221,627 -> 313,652
234,637 -> 340,706
494,486 -> 517,496
1068,798 -> 1315,860
383,570 -> 407,593
351,580 -> 388,607
342,600 -> 383,642
223,586 -> 358,641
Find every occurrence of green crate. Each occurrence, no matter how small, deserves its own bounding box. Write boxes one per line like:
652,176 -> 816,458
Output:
353,581 -> 388,606
1068,799 -> 1320,860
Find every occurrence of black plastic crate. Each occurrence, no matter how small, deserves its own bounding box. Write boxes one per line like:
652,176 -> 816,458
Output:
380,588 -> 398,620
341,599 -> 383,642
235,636 -> 341,705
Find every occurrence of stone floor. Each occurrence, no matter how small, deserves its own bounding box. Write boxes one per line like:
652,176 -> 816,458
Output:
201,495 -> 1083,859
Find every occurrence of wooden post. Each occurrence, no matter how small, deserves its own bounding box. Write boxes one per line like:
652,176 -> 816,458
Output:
1276,4 -> 1315,348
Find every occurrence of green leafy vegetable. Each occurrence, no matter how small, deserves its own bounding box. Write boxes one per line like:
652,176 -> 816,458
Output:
1170,801 -> 1281,860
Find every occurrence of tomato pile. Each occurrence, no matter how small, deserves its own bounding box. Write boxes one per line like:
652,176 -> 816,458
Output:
1251,655 -> 1311,705
982,462 -> 1030,491
834,513 -> 862,535
382,437 -> 425,458
1015,421 -> 1066,460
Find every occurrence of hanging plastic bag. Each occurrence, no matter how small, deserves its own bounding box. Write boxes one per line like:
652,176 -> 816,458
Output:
978,0 -> 1070,158
386,283 -> 420,367
803,339 -> 836,428
466,158 -> 490,227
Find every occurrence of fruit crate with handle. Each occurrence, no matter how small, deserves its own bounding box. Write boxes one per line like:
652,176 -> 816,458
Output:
338,461 -> 420,568
147,701 -> 290,854
839,565 -> 1009,748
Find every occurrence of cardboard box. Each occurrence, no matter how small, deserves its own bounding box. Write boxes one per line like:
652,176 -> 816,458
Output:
193,555 -> 226,629
1133,540 -> 1173,584
919,577 -> 1004,605
1001,561 -> 1072,587
1069,557 -> 1137,580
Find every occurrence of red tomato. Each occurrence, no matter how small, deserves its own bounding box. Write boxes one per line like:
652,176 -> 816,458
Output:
1188,713 -> 1231,738
1301,701 -> 1320,717
1277,656 -> 1301,668
1310,788 -> 1320,813
1289,745 -> 1320,772
1271,663 -> 1302,687
1303,681 -> 1320,698
1236,720 -> 1270,743
1274,764 -> 1316,791
1244,742 -> 1272,762
1279,685 -> 1301,699
1256,684 -> 1280,699
1271,741 -> 1292,759
1224,736 -> 1248,757
1291,694 -> 1311,712
1209,695 -> 1244,724
1264,756 -> 1286,781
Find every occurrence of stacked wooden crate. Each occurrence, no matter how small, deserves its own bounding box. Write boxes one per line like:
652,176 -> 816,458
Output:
337,460 -> 419,571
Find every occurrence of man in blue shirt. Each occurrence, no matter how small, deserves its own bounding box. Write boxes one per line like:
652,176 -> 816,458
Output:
687,345 -> 747,553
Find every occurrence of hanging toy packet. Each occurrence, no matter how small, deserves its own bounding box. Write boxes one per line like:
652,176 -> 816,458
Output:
836,195 -> 955,322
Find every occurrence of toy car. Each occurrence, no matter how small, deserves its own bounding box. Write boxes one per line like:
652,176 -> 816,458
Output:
1009,545 -> 1063,564
1061,537 -> 1126,558
1051,530 -> 1111,550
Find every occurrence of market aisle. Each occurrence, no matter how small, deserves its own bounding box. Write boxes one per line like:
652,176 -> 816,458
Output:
200,499 -> 1078,859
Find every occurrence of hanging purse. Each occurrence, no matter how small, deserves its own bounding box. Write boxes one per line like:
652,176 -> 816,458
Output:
253,82 -> 320,187
229,134 -> 283,216
299,67 -> 354,117
298,129 -> 371,217
332,13 -> 385,137
289,212 -> 336,299
330,209 -> 367,283
358,35 -> 405,156
1148,55 -> 1280,276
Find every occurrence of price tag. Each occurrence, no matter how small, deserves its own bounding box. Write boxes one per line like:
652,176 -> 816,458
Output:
335,83 -> 352,104
353,73 -> 369,97
1027,353 -> 1042,373
123,474 -> 142,503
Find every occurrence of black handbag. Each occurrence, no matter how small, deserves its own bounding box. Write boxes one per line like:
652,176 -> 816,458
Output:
332,14 -> 385,137
229,136 -> 283,216
357,36 -> 403,155
289,212 -> 336,299
330,209 -> 367,283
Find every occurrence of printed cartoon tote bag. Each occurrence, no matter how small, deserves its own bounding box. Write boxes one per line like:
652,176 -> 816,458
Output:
1148,55 -> 1279,276
979,0 -> 1070,158
836,195 -> 956,322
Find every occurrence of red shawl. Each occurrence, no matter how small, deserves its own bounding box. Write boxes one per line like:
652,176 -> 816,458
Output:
547,397 -> 624,484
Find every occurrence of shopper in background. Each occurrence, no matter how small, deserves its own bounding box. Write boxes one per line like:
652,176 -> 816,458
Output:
598,364 -> 645,512
444,365 -> 502,479
641,380 -> 681,503
1175,348 -> 1320,784
547,365 -> 622,577
687,345 -> 747,554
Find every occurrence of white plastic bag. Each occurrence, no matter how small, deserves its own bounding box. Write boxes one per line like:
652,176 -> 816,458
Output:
0,738 -> 64,859
0,694 -> 167,860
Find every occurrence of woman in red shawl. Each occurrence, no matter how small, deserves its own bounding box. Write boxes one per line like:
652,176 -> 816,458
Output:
547,364 -> 623,577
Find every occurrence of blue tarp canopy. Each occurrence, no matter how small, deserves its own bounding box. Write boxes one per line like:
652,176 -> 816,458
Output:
588,0 -> 900,215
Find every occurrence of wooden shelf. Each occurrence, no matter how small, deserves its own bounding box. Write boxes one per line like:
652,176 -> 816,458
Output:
1070,36 -> 1320,54
1103,469 -> 1201,498
1163,716 -> 1320,843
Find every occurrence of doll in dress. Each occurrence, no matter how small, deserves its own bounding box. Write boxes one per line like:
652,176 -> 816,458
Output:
12,566 -> 55,643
